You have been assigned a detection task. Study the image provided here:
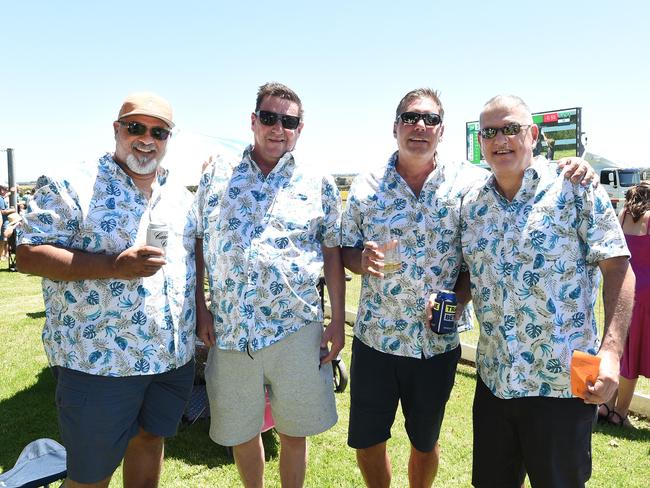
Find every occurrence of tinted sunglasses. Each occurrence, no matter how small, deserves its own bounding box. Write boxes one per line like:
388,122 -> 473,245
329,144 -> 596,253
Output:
117,121 -> 171,141
479,123 -> 531,139
255,110 -> 301,130
398,112 -> 442,126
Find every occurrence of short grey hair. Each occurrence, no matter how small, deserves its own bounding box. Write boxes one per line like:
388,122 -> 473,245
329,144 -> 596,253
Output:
480,95 -> 533,125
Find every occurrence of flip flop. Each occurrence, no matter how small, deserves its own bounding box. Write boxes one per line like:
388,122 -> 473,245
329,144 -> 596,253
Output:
597,403 -> 611,424
607,410 -> 634,428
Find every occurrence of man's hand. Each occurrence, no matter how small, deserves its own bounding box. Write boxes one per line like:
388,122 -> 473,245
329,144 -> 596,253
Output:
196,300 -> 215,348
320,319 -> 345,365
583,349 -> 620,405
113,245 -> 166,279
426,292 -> 465,323
557,157 -> 599,187
361,241 -> 386,278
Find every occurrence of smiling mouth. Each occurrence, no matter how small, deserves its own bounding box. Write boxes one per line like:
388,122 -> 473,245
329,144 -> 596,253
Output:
494,148 -> 513,155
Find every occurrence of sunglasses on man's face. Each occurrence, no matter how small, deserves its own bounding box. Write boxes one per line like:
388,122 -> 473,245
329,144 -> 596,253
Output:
479,123 -> 531,139
255,110 -> 301,130
398,112 -> 442,127
117,121 -> 171,141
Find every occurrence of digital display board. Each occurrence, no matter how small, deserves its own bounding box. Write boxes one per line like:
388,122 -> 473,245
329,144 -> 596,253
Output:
466,107 -> 582,164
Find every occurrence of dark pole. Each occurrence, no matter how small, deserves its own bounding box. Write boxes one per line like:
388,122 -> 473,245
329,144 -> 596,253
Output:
7,148 -> 17,208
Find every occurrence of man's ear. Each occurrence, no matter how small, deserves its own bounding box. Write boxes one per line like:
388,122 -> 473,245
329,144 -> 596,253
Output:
531,124 -> 540,143
113,121 -> 119,138
393,121 -> 397,139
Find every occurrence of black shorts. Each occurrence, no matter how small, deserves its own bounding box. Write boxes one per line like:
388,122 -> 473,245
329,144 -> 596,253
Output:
472,377 -> 596,488
347,337 -> 460,452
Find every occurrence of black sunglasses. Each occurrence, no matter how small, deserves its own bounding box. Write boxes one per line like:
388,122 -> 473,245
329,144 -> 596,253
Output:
479,123 -> 531,139
255,110 -> 301,130
117,121 -> 171,141
398,112 -> 442,126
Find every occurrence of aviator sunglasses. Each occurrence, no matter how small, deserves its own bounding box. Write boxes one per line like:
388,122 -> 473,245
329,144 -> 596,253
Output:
255,110 -> 301,130
479,122 -> 532,139
117,120 -> 172,141
398,112 -> 442,126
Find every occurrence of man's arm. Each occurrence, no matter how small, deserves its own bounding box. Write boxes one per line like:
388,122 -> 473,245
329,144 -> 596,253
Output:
16,243 -> 166,281
584,256 -> 635,404
320,245 -> 345,364
194,238 -> 215,347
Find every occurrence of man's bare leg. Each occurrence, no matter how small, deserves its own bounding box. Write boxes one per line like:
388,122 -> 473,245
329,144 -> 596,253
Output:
233,434 -> 265,488
123,428 -> 164,488
64,475 -> 112,488
356,442 -> 391,488
278,433 -> 307,488
408,442 -> 440,488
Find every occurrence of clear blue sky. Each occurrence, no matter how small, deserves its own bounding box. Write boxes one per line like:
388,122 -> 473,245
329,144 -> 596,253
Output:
1,0 -> 649,183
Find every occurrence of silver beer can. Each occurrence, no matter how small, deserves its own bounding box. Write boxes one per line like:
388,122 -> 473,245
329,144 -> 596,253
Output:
146,222 -> 168,249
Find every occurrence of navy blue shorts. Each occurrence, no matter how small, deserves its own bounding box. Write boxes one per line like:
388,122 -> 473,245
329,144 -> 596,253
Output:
472,377 -> 596,488
53,360 -> 194,484
348,337 -> 460,452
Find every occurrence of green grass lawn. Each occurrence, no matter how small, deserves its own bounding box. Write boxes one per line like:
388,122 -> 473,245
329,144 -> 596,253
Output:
1,269 -> 649,487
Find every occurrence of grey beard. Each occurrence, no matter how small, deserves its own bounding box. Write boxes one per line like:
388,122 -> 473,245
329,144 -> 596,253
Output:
125,154 -> 160,175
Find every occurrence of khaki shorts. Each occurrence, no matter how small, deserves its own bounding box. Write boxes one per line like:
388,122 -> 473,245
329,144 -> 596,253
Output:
205,321 -> 337,446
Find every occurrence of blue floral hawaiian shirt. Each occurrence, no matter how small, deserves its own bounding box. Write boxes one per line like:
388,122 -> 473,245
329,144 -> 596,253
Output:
195,146 -> 341,352
18,154 -> 198,376
461,159 -> 629,399
341,152 -> 488,358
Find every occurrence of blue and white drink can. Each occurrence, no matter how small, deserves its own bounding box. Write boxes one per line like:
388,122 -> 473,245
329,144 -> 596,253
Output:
430,290 -> 457,334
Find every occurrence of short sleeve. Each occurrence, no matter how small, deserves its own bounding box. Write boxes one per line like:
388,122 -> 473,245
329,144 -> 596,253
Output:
17,179 -> 82,247
341,176 -> 365,249
319,175 -> 342,248
574,182 -> 629,264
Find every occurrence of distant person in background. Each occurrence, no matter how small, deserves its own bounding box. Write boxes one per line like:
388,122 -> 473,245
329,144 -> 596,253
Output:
533,128 -> 544,157
0,183 -> 15,260
544,133 -> 556,161
599,182 -> 650,426
3,212 -> 21,271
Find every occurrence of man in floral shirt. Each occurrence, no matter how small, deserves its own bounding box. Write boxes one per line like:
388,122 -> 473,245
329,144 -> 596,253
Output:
17,92 -> 199,488
460,95 -> 635,487
195,82 -> 345,487
341,88 -> 489,487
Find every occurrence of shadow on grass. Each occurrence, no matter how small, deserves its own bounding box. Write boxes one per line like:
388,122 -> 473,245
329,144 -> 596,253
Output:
0,367 -> 59,471
170,419 -> 279,467
594,420 -> 650,442
26,311 -> 46,319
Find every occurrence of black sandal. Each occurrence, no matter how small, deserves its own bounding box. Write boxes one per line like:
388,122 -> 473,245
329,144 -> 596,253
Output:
607,410 -> 632,428
597,403 -> 611,423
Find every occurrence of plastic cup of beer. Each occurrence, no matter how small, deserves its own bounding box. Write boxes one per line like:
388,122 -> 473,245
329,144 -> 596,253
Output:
379,238 -> 401,275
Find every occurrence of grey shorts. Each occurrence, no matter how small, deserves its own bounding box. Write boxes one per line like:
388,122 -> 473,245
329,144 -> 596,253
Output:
205,321 -> 337,446
53,360 -> 194,484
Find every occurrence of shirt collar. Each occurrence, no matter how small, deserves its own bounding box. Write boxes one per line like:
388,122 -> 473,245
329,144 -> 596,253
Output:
482,157 -> 544,201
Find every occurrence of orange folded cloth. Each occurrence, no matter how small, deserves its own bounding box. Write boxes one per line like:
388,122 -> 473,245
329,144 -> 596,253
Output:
570,351 -> 601,399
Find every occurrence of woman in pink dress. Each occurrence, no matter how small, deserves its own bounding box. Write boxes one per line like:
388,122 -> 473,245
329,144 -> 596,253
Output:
599,182 -> 650,426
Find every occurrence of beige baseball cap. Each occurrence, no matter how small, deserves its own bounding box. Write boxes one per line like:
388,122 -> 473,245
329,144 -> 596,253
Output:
117,92 -> 174,128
